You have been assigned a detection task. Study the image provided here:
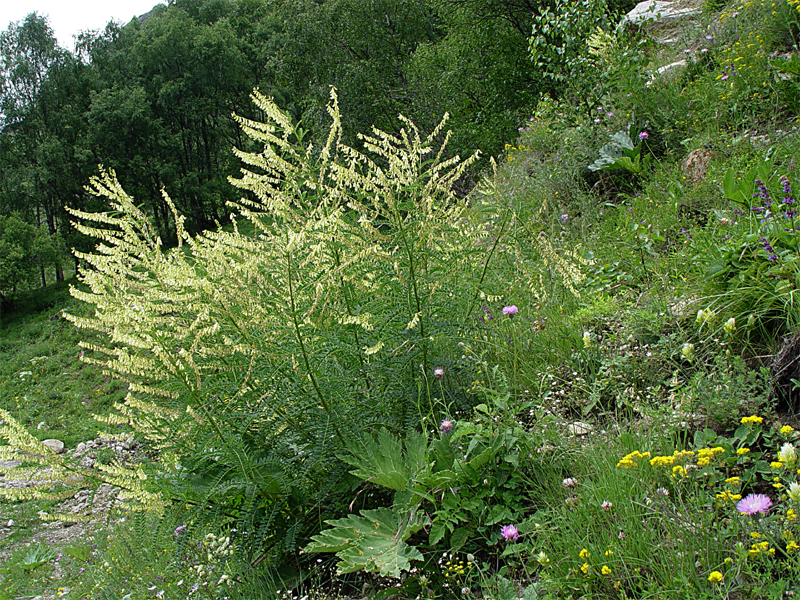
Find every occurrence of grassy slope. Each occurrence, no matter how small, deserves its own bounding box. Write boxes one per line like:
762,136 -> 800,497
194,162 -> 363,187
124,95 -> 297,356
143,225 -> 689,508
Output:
4,0 -> 800,597
0,281 -> 126,447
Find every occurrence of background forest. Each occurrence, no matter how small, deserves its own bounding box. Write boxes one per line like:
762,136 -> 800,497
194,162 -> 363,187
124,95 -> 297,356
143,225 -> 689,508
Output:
0,0 -> 589,300
4,0 -> 800,598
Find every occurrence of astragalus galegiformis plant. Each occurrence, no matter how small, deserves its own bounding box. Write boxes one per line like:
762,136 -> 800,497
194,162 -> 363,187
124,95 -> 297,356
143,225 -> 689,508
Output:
39,89 -> 490,563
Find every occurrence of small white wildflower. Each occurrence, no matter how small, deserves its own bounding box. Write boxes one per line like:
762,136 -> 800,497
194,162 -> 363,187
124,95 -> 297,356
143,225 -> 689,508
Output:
723,317 -> 736,334
788,482 -> 800,502
779,443 -> 797,466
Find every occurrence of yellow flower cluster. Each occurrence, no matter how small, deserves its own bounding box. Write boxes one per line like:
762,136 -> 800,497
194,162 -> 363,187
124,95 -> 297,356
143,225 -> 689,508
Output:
748,541 -> 775,558
650,450 -> 695,467
443,558 -> 470,579
780,425 -> 795,436
715,490 -> 742,502
741,415 -> 764,424
697,447 -> 726,466
708,571 -> 723,583
617,450 -> 651,469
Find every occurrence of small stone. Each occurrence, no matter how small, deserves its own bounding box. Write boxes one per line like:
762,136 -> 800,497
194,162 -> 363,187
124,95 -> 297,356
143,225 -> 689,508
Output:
42,439 -> 65,454
568,422 -> 594,436
6,519 -> 13,527
73,442 -> 87,459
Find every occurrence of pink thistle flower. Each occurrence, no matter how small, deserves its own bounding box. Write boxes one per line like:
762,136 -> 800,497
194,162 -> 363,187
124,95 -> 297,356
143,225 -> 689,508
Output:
440,419 -> 453,434
638,131 -> 649,140
501,524 -> 520,541
434,367 -> 444,379
502,305 -> 518,317
737,493 -> 772,515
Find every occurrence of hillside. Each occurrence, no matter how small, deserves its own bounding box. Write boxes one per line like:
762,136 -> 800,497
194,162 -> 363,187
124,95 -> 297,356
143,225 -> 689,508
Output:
3,0 -> 800,598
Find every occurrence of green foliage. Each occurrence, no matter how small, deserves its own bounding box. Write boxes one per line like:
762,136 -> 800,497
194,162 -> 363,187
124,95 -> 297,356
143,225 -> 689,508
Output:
529,0 -> 619,109
304,371 -> 562,583
701,160 -> 800,337
589,128 -> 652,175
57,90 -> 491,566
305,507 -> 428,577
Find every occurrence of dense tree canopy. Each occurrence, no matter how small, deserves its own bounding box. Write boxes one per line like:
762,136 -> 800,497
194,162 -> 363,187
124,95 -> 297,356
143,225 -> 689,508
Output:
0,0 -> 631,299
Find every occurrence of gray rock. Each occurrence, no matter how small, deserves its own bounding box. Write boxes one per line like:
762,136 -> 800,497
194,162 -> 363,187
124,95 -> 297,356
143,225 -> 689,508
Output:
568,422 -> 594,436
73,442 -> 87,459
42,439 -> 65,454
625,0 -> 701,24
656,59 -> 687,76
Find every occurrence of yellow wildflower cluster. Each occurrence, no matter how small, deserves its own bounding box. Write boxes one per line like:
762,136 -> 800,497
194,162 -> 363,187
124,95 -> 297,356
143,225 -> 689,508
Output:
741,415 -> 764,425
617,450 -> 651,469
716,490 -> 742,503
737,447 -> 751,455
708,571 -> 723,583
780,425 -> 795,436
443,558 -> 470,579
748,540 -> 775,557
697,447 -> 726,466
650,450 -> 694,467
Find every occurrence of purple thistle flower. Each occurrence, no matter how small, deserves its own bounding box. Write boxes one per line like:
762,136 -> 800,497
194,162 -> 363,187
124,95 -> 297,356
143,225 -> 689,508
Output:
440,419 -> 453,434
434,367 -> 444,380
737,493 -> 772,515
561,214 -> 569,222
502,305 -> 518,317
501,524 -> 520,541
638,131 -> 649,140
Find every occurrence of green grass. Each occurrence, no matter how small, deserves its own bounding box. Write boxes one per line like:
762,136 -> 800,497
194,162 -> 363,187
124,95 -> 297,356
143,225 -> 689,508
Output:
0,279 -> 127,448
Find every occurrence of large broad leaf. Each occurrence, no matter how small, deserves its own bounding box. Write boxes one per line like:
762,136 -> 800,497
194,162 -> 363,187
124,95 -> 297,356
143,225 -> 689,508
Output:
341,429 -> 430,491
303,506 -> 428,577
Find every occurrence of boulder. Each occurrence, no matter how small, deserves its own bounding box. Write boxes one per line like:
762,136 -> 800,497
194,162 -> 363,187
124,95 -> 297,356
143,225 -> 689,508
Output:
624,0 -> 702,24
